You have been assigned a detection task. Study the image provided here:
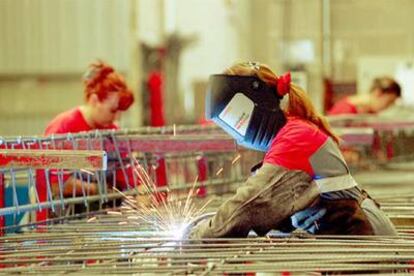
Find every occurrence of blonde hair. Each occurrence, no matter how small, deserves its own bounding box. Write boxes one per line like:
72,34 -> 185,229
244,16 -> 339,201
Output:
225,62 -> 340,144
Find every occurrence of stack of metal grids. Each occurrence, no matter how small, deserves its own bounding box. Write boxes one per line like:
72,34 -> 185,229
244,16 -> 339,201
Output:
1,206 -> 414,274
0,126 -> 262,231
329,115 -> 414,171
1,122 -> 414,274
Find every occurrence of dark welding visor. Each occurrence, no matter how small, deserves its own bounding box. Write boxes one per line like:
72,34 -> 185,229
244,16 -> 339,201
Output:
205,74 -> 286,152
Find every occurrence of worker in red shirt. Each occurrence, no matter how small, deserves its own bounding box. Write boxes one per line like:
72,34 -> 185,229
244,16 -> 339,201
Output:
189,62 -> 396,238
44,61 -> 134,196
328,77 -> 401,115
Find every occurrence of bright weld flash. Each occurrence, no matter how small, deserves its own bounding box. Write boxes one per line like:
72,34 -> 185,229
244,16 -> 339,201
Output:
167,223 -> 189,240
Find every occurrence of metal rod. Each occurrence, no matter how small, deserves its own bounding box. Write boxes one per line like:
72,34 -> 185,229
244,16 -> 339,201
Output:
0,149 -> 107,170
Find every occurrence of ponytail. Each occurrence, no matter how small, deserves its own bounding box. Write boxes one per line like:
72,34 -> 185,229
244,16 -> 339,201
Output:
287,83 -> 340,144
240,62 -> 340,144
226,62 -> 340,144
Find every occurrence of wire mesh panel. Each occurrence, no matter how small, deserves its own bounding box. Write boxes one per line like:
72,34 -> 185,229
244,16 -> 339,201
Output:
1,207 -> 414,275
329,116 -> 414,172
2,121 -> 414,232
1,124 -> 414,274
0,126 -> 263,233
0,149 -> 107,234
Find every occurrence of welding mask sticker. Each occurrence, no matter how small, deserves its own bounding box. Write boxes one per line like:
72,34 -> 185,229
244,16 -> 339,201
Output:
218,93 -> 254,136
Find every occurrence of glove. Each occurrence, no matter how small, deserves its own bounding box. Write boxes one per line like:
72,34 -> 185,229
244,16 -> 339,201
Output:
182,212 -> 216,240
291,207 -> 326,234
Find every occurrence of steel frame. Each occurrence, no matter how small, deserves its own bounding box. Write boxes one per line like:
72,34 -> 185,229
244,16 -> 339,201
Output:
1,208 -> 414,275
0,128 -> 259,231
1,123 -> 414,225
1,123 -> 414,274
0,149 -> 106,170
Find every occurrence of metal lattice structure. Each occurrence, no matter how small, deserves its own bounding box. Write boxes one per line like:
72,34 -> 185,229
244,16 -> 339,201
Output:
0,125 -> 262,232
329,115 -> 414,171
1,208 -> 414,275
1,122 -> 414,274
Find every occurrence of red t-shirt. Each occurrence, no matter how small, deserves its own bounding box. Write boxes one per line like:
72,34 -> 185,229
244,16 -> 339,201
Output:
45,107 -> 117,135
263,118 -> 329,177
43,107 -> 136,190
327,97 -> 358,115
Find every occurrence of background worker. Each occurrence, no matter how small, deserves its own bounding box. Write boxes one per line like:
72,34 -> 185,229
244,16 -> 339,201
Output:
189,62 -> 396,238
328,77 -> 401,115
44,60 -> 134,196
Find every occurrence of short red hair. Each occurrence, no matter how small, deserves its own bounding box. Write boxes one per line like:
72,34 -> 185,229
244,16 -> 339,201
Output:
83,61 -> 134,111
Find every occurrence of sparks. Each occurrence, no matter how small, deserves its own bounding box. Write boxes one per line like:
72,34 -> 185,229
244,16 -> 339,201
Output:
113,158 -> 212,240
107,211 -> 122,216
80,169 -> 94,175
231,154 -> 241,165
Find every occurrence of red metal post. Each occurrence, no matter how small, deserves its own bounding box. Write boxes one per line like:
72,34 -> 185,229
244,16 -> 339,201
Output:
155,158 -> 168,202
196,157 -> 207,197
0,172 -> 4,236
35,170 -> 48,223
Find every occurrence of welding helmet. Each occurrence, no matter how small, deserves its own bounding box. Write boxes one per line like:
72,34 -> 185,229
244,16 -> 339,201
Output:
205,74 -> 287,152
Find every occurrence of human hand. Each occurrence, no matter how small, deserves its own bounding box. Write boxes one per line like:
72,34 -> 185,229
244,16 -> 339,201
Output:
53,178 -> 98,197
291,207 -> 326,234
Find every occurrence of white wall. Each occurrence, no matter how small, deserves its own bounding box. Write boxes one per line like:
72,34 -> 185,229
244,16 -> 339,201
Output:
137,0 -> 249,120
176,0 -> 245,116
331,0 -> 414,81
0,0 -> 132,136
0,0 -> 130,73
175,0 -> 243,77
0,0 -> 248,135
7,0 -> 414,135
138,0 -> 164,46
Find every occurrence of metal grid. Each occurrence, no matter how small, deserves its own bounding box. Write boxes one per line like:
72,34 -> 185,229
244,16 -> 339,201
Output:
1,164 -> 414,274
356,170 -> 414,230
0,126 -> 262,232
328,116 -> 414,172
1,121 -> 414,225
2,123 -> 414,274
0,149 -> 107,170
1,203 -> 414,275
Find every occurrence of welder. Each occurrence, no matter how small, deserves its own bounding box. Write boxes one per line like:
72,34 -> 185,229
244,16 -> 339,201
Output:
189,62 -> 397,239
